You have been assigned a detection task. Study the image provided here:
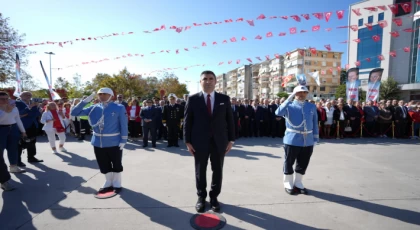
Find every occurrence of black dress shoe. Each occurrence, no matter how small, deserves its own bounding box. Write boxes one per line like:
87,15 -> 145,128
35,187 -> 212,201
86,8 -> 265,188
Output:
142,145 -> 148,148
174,144 -> 179,147
152,144 -> 156,148
167,145 -> 172,147
114,187 -> 122,194
285,188 -> 296,195
210,198 -> 220,212
18,162 -> 26,167
293,186 -> 308,195
28,157 -> 43,163
195,197 -> 205,213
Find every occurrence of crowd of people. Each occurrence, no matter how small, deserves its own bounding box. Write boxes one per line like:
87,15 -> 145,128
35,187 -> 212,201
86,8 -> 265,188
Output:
1,88 -> 419,192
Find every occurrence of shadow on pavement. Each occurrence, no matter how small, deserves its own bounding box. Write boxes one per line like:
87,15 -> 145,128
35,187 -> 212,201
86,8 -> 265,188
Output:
317,137 -> 420,146
0,163 -> 96,229
310,190 -> 420,226
55,151 -> 98,170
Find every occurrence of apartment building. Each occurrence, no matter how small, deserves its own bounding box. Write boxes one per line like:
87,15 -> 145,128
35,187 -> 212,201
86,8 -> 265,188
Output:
251,57 -> 284,100
284,49 -> 342,99
215,73 -> 227,94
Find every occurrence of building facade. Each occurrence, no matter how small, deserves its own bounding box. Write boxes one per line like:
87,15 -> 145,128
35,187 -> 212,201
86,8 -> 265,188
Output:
348,0 -> 420,100
215,73 -> 227,94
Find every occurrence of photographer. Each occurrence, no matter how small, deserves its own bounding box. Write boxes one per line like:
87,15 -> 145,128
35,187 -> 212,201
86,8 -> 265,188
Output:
16,91 -> 43,166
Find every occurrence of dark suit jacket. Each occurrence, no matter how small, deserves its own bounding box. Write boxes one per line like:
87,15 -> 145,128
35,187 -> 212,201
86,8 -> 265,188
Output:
394,106 -> 409,121
333,109 -> 348,121
183,92 -> 235,154
240,104 -> 255,120
343,105 -> 360,119
140,106 -> 158,126
231,105 -> 240,123
254,106 -> 264,121
363,106 -> 379,122
16,100 -> 41,129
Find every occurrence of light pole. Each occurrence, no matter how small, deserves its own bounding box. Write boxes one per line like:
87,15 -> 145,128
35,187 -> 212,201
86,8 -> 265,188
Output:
45,52 -> 55,85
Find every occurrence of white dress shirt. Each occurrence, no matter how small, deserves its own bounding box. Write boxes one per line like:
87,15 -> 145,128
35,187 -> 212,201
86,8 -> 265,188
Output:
202,91 -> 215,113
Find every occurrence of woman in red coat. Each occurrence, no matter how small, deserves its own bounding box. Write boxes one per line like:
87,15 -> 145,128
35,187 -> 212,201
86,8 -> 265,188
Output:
127,99 -> 141,139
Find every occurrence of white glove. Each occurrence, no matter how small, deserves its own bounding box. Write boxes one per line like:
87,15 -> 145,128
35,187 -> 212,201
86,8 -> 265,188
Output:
287,93 -> 296,102
119,143 -> 125,150
83,92 -> 96,103
313,142 -> 318,146
163,123 -> 166,127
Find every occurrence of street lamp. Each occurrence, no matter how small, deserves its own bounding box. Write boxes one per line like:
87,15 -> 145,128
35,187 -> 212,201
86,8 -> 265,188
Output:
45,52 -> 55,85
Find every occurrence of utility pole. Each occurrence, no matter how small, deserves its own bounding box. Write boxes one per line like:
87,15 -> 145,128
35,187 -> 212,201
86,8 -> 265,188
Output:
45,52 -> 55,85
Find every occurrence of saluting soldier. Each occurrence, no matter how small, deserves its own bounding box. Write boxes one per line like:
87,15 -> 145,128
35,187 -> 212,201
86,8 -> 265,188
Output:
162,94 -> 183,147
275,85 -> 319,195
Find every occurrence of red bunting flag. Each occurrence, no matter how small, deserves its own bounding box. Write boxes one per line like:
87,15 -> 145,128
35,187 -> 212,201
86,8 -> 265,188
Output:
350,25 -> 358,31
225,19 -> 233,23
403,28 -> 414,32
275,54 -> 280,58
257,14 -> 266,20
298,50 -> 305,56
336,10 -> 344,19
246,58 -> 253,63
223,40 -> 227,43
337,66 -> 342,72
170,26 -> 177,29
324,44 -> 331,51
236,59 -> 241,64
193,23 -> 202,26
265,55 -> 270,60
266,32 -> 273,37
218,62 -> 224,66
202,42 -> 207,46
337,25 -> 349,29
388,4 -> 398,14
236,18 -> 244,22
286,52 -> 291,56
325,12 -> 332,22
352,8 -> 362,16
241,36 -> 247,41
355,61 -> 361,66
353,38 -> 361,43
153,28 -> 160,31
230,37 -> 237,42
390,51 -> 397,57
165,50 -> 170,53
279,32 -> 286,36
364,7 -> 377,12
313,13 -> 323,19
256,57 -> 262,61
213,41 -> 217,45
312,25 -> 320,31
393,18 -> 403,26
246,20 -> 254,26
377,5 -> 387,11
176,27 -> 183,33
228,60 -> 232,64
290,27 -> 297,34
378,20 -> 388,28
281,16 -> 288,20
204,22 -> 212,25
404,47 -> 410,52
269,16 -> 278,19
176,49 -> 179,54
325,28 -> 332,32
378,54 -> 385,61
365,58 -> 371,62
255,35 -> 262,39
184,48 -> 189,51
372,35 -> 380,42
160,25 -> 166,30
300,30 -> 307,33
309,47 -> 317,55
401,2 -> 412,13
365,23 -> 373,30
321,70 -> 326,75
185,26 -> 191,31
301,14 -> 310,20
390,31 -> 400,37
290,15 -> 301,22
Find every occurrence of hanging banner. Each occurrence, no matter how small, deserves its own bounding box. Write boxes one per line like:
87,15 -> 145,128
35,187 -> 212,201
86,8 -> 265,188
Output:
296,74 -> 307,86
346,68 -> 361,101
40,61 -> 61,101
366,68 -> 384,102
13,54 -> 22,97
307,71 -> 320,86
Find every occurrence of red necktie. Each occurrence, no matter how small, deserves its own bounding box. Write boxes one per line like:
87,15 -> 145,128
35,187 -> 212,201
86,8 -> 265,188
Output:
207,94 -> 212,116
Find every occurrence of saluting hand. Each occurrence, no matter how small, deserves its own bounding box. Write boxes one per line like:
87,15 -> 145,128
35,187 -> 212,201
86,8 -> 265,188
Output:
186,143 -> 195,156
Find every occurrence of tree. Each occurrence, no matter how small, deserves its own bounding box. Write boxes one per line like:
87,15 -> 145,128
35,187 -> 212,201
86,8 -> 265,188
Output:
380,76 -> 400,100
157,72 -> 189,98
276,92 -> 289,98
335,84 -> 346,99
0,13 -> 31,83
54,76 -> 70,89
340,69 -> 347,84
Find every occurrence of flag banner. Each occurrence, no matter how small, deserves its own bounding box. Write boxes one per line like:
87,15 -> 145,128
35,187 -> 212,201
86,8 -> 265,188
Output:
13,54 -> 22,97
296,74 -> 307,86
307,71 -> 320,86
346,68 -> 361,101
40,61 -> 61,100
366,68 -> 384,102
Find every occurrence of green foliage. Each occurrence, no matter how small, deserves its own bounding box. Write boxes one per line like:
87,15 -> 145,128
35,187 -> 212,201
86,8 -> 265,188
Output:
380,76 -> 400,100
276,92 -> 289,98
31,89 -> 49,98
335,84 -> 346,99
340,69 -> 347,84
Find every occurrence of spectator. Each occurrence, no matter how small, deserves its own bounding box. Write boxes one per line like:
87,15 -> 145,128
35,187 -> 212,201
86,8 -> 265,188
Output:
40,102 -> 67,153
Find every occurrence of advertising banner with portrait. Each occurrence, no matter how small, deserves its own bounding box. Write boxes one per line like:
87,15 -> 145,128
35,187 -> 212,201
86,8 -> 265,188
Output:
366,68 -> 384,102
346,68 -> 361,101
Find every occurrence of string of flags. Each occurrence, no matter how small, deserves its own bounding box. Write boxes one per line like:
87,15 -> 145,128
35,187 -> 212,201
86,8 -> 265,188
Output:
2,1 -> 420,50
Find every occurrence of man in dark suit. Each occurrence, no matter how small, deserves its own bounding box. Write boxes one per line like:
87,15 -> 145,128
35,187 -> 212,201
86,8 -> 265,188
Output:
231,97 -> 240,139
184,70 -> 235,213
140,99 -> 157,147
252,100 -> 264,137
394,100 -> 409,138
343,99 -> 360,137
240,98 -> 254,137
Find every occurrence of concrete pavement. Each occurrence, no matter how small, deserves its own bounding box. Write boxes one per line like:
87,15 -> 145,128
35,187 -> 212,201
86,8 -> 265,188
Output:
1,136 -> 420,229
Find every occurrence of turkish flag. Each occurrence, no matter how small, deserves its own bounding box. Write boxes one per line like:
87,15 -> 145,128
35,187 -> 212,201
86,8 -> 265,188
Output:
377,5 -> 387,11
298,50 -> 305,56
309,47 -> 317,55
324,44 -> 331,51
230,37 -> 237,42
325,28 -> 332,32
365,23 -> 373,30
390,51 -> 397,57
313,13 -> 323,19
236,59 -> 241,64
321,70 -> 326,75
170,26 -> 177,29
202,42 -> 207,46
372,35 -> 380,42
184,48 -> 189,51
213,41 -> 217,45
185,26 -> 191,31
193,23 -> 202,26
218,62 -> 224,66
281,16 -> 288,20
300,30 -> 307,33
236,18 -> 244,22
204,22 -> 212,25
228,60 -> 232,64
279,32 -> 286,36
266,32 -> 273,37
176,49 -> 179,54
401,2 -> 412,13
353,39 -> 361,43
337,66 -> 342,72
256,57 -> 262,61
352,8 -> 361,16
290,15 -> 301,22
312,25 -> 321,31
275,54 -> 280,58
290,27 -> 297,34
390,31 -> 400,37
246,20 -> 254,26
336,10 -> 344,19
388,4 -> 398,14
301,14 -> 310,20
404,47 -> 410,52
378,20 -> 388,28
325,12 -> 332,22
241,36 -> 247,41
378,55 -> 385,61
265,55 -> 270,60
393,18 -> 403,26
225,19 -> 233,23
255,35 -> 262,39
176,27 -> 183,33
246,58 -> 253,63
364,7 -> 377,11
365,58 -> 371,62
403,28 -> 414,32
257,14 -> 266,20
223,40 -> 227,43
355,61 -> 361,66
350,25 -> 358,31
286,52 -> 291,56
269,16 -> 277,19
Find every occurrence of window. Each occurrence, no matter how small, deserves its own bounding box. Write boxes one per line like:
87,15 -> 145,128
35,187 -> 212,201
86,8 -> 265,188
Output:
322,61 -> 326,66
357,25 -> 383,69
333,62 -> 337,67
305,60 -> 311,65
320,86 -> 326,91
396,0 -> 411,17
313,61 -> 318,65
368,16 -> 373,23
333,70 -> 337,75
358,18 -> 363,26
322,53 -> 327,58
378,12 -> 384,21
333,54 -> 339,59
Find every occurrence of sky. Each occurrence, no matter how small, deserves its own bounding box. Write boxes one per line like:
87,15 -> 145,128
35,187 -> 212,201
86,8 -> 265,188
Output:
3,0 -> 359,94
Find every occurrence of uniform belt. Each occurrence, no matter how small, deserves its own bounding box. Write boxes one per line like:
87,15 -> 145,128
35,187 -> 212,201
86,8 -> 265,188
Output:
0,124 -> 16,127
286,128 -> 313,134
93,132 -> 120,137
